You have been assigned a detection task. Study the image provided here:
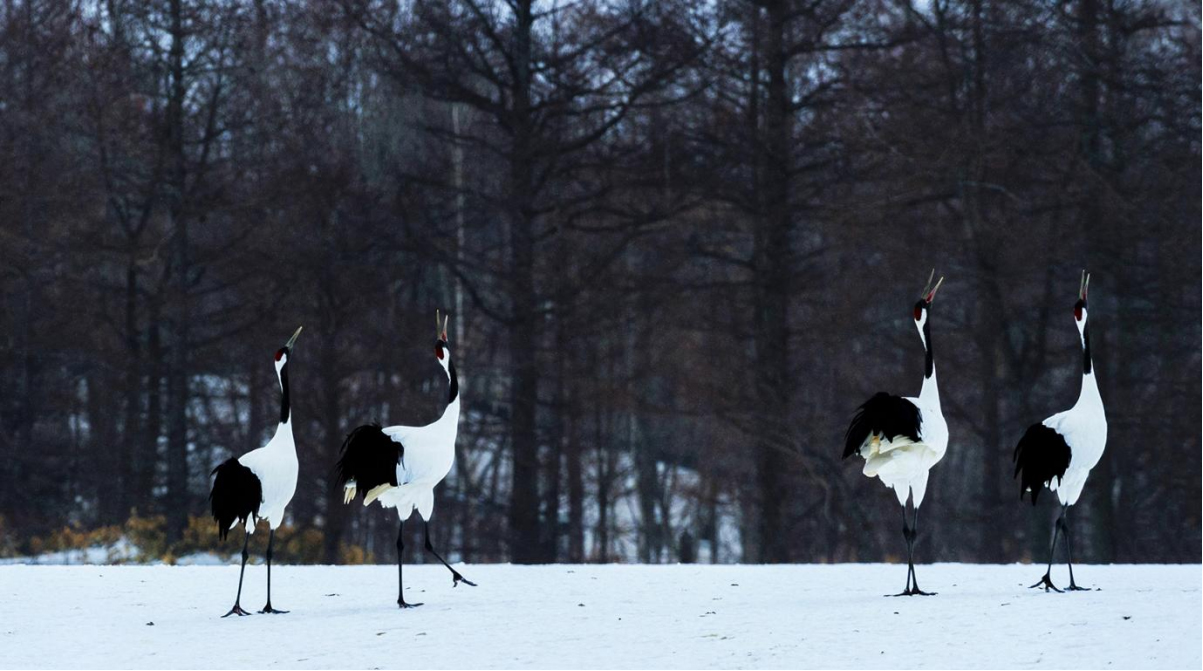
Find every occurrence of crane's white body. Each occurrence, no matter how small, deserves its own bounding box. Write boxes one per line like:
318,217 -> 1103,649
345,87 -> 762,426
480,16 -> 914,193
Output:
845,279 -> 947,596
237,420 -> 298,532
375,394 -> 460,521
351,351 -> 460,522
861,371 -> 948,508
1045,314 -> 1107,506
231,353 -> 298,534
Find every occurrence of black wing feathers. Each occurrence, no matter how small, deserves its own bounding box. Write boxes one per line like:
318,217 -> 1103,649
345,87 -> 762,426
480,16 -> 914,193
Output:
209,458 -> 262,540
334,423 -> 403,502
843,392 -> 922,459
1012,423 -> 1072,505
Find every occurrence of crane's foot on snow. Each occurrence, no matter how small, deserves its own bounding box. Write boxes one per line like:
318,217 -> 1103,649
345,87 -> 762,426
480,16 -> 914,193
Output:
452,572 -> 477,587
888,587 -> 937,597
398,599 -> 424,609
222,604 -> 252,617
1065,583 -> 1092,592
1030,574 -> 1063,592
259,604 -> 289,614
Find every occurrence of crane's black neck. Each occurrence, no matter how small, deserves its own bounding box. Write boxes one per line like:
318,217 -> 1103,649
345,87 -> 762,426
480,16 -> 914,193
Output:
447,358 -> 459,404
279,362 -> 291,423
1082,321 -> 1092,375
923,317 -> 934,379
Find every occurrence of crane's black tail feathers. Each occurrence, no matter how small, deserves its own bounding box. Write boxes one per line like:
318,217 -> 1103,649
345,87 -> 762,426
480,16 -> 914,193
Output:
843,392 -> 922,459
1013,424 -> 1072,505
209,459 -> 262,540
334,423 -> 403,502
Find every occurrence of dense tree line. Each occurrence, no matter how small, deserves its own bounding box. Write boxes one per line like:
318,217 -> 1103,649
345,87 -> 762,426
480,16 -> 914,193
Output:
1,0 -> 1198,565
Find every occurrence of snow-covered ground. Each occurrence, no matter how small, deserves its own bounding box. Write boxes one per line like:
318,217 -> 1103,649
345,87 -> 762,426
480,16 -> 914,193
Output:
0,563 -> 1198,669
0,545 -> 228,567
0,539 -> 141,566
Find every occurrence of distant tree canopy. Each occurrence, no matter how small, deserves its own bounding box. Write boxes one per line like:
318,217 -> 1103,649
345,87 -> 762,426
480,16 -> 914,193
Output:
1,0 -> 1198,565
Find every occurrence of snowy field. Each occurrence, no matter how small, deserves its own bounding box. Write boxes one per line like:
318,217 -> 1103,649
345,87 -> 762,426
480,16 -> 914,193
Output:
0,564 -> 1198,670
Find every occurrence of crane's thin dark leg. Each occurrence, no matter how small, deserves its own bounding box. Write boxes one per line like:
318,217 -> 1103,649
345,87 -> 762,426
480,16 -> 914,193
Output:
397,518 -> 422,609
889,504 -> 914,597
222,529 -> 253,617
908,506 -> 935,596
259,529 -> 288,613
423,520 -> 477,587
905,505 -> 915,591
1031,507 -> 1064,592
1062,505 -> 1089,591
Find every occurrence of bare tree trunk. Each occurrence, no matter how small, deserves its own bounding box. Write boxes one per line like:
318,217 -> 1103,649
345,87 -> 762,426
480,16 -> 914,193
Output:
566,406 -> 585,562
630,254 -> 661,562
89,367 -> 120,524
140,303 -> 163,515
565,333 -> 585,563
321,326 -> 345,563
118,258 -> 141,522
449,101 -> 473,563
542,305 -> 569,561
164,0 -> 191,541
594,405 -> 610,563
507,0 -> 543,564
1077,0 -> 1117,562
973,272 -> 1005,561
752,0 -> 794,564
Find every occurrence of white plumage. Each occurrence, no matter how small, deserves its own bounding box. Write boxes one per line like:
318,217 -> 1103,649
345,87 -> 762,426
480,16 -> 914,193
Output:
345,371 -> 460,521
236,419 -> 299,533
844,271 -> 947,596
862,378 -> 948,509
1014,271 -> 1106,591
336,311 -> 475,607
1042,374 -> 1107,507
371,404 -> 459,520
208,326 -> 302,617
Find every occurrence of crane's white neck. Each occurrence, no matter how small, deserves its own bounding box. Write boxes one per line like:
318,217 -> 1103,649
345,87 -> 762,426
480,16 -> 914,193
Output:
270,392 -> 295,454
274,352 -> 293,424
1075,314 -> 1102,411
914,310 -> 938,404
270,415 -> 295,447
1076,369 -> 1101,406
440,393 -> 461,427
914,311 -> 929,350
270,360 -> 295,453
437,351 -> 461,423
919,366 -> 940,406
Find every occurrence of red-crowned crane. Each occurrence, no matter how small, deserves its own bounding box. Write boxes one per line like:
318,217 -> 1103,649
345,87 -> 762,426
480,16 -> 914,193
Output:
843,271 -> 949,596
335,311 -> 475,608
209,326 -> 302,617
1013,271 -> 1106,592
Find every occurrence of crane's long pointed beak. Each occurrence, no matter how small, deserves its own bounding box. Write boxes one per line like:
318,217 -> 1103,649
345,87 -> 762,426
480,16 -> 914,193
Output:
927,276 -> 945,302
920,269 -> 935,298
285,326 -> 303,348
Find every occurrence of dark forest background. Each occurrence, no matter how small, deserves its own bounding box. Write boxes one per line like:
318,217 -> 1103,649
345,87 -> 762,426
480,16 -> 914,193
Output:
1,0 -> 1199,566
